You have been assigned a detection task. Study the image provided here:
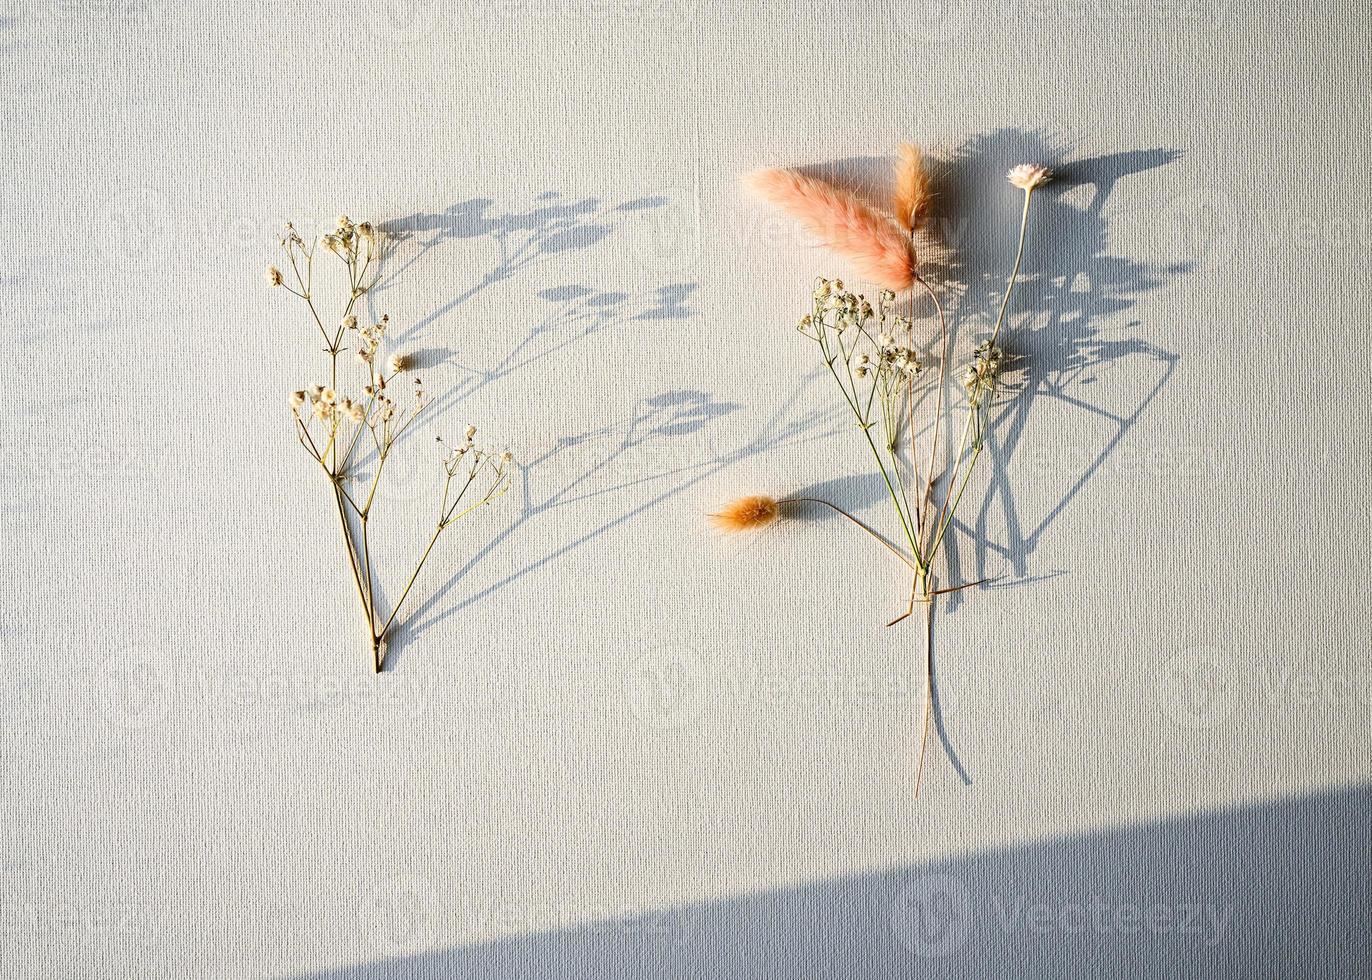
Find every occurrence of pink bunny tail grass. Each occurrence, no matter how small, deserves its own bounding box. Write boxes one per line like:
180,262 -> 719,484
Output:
893,142 -> 934,234
744,167 -> 915,291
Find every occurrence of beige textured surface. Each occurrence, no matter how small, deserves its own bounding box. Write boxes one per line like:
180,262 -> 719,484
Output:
2,1 -> 1369,977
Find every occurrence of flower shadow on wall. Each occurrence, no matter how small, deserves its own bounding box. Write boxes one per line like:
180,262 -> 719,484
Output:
928,134 -> 1186,603
798,130 -> 1187,782
392,366 -> 847,666
301,192 -> 684,668
360,193 -> 841,667
377,192 -> 669,343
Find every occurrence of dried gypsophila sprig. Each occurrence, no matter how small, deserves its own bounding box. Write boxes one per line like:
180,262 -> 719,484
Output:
271,214 -> 512,672
724,153 -> 1052,794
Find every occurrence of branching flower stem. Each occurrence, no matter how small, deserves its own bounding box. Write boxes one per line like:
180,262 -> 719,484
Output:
898,186 -> 1038,792
273,215 -> 511,672
789,171 -> 1046,795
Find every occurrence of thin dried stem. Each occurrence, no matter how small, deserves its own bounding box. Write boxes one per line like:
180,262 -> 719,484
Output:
913,271 -> 949,558
273,215 -> 507,671
913,591 -> 933,798
779,496 -> 916,568
989,188 -> 1034,349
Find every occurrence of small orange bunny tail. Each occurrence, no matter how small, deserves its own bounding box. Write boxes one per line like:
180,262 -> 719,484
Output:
711,495 -> 781,533
744,168 -> 915,291
893,143 -> 934,234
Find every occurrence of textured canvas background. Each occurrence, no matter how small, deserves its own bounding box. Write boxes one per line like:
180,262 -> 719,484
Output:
2,1 -> 1370,977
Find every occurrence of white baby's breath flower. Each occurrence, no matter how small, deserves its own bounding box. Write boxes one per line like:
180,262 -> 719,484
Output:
321,388 -> 337,405
289,390 -> 307,409
388,353 -> 408,374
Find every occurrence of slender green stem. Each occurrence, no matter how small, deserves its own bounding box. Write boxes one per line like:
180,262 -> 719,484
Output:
377,526 -> 445,642
859,422 -> 921,564
989,189 -> 1034,349
814,308 -> 923,567
913,586 -> 933,798
917,405 -> 967,564
779,496 -> 916,568
362,450 -> 390,516
926,443 -> 983,567
361,518 -> 376,617
332,482 -> 374,633
913,272 -> 949,547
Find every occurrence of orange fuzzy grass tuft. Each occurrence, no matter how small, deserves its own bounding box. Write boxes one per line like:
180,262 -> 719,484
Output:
744,168 -> 915,291
892,142 -> 934,234
711,495 -> 781,533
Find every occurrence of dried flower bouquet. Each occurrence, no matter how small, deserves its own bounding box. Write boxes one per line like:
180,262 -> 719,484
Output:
719,152 -> 1052,793
269,215 -> 511,672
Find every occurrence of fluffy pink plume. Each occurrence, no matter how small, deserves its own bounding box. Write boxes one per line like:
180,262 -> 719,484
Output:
744,167 -> 915,291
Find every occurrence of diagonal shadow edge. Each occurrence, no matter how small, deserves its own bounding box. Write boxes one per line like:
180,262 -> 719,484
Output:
290,781 -> 1372,979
